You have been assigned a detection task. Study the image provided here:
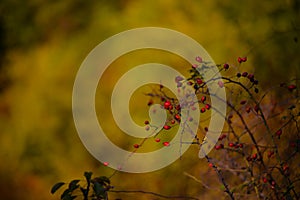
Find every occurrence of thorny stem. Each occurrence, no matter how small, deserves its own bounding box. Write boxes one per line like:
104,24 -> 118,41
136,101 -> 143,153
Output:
222,76 -> 299,198
205,155 -> 235,200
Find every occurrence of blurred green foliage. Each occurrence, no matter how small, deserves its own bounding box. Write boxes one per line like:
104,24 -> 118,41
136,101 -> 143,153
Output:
0,0 -> 299,199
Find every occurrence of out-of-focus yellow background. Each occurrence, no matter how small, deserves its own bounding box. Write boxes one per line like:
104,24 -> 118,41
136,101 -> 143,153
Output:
0,1 -> 299,199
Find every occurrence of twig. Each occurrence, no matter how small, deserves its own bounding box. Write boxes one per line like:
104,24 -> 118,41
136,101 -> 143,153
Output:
183,172 -> 212,190
109,190 -> 199,199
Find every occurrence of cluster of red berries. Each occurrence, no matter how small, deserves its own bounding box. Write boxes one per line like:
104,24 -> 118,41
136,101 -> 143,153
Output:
200,96 -> 211,113
237,56 -> 247,63
236,71 -> 259,85
262,177 -> 277,190
280,82 -> 297,92
228,142 -> 243,148
214,134 -> 244,150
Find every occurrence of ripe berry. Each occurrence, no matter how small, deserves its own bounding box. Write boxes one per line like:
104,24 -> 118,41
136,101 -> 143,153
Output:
195,56 -> 202,63
218,134 -> 226,140
171,119 -> 176,124
238,143 -> 243,148
283,164 -> 289,172
201,107 -> 206,113
262,177 -> 268,183
254,105 -> 259,113
205,104 -> 211,110
247,74 -> 254,80
163,142 -> 170,146
240,100 -> 247,105
288,84 -> 297,91
103,162 -> 109,166
192,64 -> 198,68
175,114 -> 181,121
215,144 -> 224,150
196,78 -> 203,85
155,138 -> 161,142
223,63 -> 229,70
238,57 -> 243,63
193,84 -> 200,90
271,181 -> 276,186
201,96 -> 206,102
238,57 -> 247,63
177,82 -> 183,88
276,129 -> 282,137
147,99 -> 153,106
229,142 -> 235,147
163,125 -> 171,130
242,72 -> 248,77
175,105 -> 181,110
175,76 -> 184,83
208,163 -> 213,168
218,81 -> 224,88
133,144 -> 140,148
252,153 -> 258,160
164,100 -> 171,109
144,120 -> 149,125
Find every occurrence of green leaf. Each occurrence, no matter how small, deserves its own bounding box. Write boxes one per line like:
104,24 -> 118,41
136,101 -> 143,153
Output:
61,189 -> 71,199
93,176 -> 110,185
61,193 -> 77,200
51,182 -> 65,194
93,182 -> 106,197
84,171 -> 93,184
68,179 -> 80,191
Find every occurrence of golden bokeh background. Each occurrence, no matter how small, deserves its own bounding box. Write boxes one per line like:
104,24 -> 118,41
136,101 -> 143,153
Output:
0,0 -> 299,199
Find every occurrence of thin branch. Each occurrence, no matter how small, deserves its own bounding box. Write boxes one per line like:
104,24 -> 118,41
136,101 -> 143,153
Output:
109,190 -> 199,200
183,172 -> 212,190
